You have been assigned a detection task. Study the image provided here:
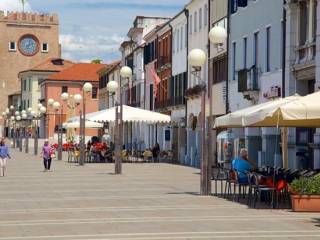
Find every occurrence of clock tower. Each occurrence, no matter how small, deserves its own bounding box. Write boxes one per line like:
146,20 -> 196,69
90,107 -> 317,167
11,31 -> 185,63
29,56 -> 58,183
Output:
0,11 -> 60,113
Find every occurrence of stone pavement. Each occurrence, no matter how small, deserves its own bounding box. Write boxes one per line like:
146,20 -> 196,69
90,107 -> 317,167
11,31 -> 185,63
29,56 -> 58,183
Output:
0,149 -> 319,240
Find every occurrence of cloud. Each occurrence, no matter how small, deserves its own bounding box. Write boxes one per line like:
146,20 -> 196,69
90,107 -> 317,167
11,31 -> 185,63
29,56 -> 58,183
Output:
0,0 -> 32,12
60,34 -> 124,63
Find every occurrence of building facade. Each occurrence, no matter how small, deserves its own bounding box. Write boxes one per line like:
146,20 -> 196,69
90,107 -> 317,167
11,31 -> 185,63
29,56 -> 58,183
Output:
285,0 -> 320,169
39,63 -> 104,139
186,0 -> 209,168
19,58 -> 74,117
228,0 -> 284,166
209,0 -> 228,165
0,11 -> 60,113
170,10 -> 188,163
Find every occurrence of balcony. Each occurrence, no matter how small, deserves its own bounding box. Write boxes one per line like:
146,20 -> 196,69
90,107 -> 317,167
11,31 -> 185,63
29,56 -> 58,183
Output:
238,66 -> 259,92
158,56 -> 171,70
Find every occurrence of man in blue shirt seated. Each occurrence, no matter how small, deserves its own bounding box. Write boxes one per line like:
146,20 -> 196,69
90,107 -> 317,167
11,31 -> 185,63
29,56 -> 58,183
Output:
232,148 -> 254,184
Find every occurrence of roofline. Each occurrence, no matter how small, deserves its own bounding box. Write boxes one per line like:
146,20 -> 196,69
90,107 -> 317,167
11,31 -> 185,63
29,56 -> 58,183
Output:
39,79 -> 99,85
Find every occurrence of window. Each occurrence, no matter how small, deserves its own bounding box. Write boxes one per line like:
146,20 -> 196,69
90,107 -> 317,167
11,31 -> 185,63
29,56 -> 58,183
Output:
231,0 -> 238,14
173,31 -> 175,54
92,87 -> 98,99
177,29 -> 180,52
299,1 -> 307,46
199,8 -> 202,30
204,4 -> 208,26
28,78 -> 32,91
42,43 -> 49,52
23,79 -> 26,91
254,32 -> 259,66
281,20 -> 284,67
243,37 -> 247,69
27,100 -> 30,108
61,86 -> 68,93
266,27 -> 271,72
212,55 -> 227,84
232,42 -> 236,80
9,41 -> 16,51
194,11 -> 197,32
180,26 -> 183,50
189,15 -> 193,34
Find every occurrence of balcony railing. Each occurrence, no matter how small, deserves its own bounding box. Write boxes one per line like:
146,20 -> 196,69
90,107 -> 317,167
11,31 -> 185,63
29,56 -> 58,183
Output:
158,56 -> 170,67
238,66 -> 259,92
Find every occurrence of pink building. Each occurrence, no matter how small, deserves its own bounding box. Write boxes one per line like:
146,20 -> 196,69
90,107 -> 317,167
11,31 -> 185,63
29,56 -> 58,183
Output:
39,63 -> 106,138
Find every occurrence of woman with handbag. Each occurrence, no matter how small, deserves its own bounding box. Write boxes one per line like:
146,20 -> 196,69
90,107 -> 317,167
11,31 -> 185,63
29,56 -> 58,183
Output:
41,139 -> 53,172
0,138 -> 11,177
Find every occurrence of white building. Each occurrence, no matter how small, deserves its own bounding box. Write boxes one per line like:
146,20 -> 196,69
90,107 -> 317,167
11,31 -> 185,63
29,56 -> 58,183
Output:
170,10 -> 188,163
185,0 -> 209,168
285,0 -> 320,169
228,0 -> 284,166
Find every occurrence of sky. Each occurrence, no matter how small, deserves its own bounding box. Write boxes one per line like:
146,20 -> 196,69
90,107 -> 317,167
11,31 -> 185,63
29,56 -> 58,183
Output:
0,0 -> 189,63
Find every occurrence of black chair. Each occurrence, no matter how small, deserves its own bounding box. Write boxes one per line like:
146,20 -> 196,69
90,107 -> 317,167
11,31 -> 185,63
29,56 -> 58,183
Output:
252,173 -> 276,208
212,167 -> 228,196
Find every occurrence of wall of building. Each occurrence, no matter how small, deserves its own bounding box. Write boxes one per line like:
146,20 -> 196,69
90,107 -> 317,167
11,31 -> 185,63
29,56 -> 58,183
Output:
42,81 -> 99,138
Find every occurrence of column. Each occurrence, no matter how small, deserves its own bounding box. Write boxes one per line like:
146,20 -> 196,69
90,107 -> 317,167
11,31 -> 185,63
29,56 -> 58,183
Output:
261,128 -> 281,167
287,127 -> 298,169
307,0 -> 315,60
245,127 -> 261,166
313,0 -> 320,170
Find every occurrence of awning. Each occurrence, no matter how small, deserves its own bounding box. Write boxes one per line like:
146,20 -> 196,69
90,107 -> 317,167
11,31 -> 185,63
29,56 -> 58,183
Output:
63,120 -> 103,129
88,105 -> 171,123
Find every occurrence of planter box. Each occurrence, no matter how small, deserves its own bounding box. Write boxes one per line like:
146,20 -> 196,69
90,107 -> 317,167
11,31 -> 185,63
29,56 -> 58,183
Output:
291,195 -> 320,212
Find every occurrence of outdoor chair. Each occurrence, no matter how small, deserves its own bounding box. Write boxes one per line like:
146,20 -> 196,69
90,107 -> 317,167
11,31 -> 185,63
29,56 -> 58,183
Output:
251,173 -> 276,208
212,167 -> 228,196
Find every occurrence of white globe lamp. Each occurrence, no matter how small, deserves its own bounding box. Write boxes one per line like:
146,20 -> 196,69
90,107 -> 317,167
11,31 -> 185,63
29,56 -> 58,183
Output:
83,82 -> 93,93
27,107 -> 32,113
40,106 -> 47,114
52,101 -> 61,111
16,116 -> 21,121
188,49 -> 207,68
73,94 -> 83,105
120,66 -> 132,78
48,98 -> 55,106
61,92 -> 69,101
107,81 -> 119,94
15,111 -> 20,116
209,26 -> 227,44
22,113 -> 27,119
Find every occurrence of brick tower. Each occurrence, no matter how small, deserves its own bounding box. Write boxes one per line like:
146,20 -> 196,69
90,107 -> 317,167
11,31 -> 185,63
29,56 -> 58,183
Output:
0,11 -> 60,113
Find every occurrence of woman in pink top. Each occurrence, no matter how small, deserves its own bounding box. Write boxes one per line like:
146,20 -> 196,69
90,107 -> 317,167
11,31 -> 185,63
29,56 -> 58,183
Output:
41,139 -> 53,172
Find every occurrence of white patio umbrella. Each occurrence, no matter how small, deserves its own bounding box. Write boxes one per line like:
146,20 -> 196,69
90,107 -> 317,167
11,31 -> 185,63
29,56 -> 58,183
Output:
63,120 -> 103,129
88,105 -> 171,123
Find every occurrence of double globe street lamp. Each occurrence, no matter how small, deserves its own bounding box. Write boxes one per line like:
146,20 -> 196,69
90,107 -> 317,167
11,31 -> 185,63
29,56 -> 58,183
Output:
188,25 -> 227,196
47,82 -> 92,164
107,66 -> 132,174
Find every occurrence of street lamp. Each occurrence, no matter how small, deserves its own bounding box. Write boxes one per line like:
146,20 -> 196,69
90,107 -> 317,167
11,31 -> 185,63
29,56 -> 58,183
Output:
188,48 -> 209,195
32,106 -> 47,155
52,101 -> 63,160
209,25 -> 227,51
74,82 -> 93,166
109,66 -> 132,174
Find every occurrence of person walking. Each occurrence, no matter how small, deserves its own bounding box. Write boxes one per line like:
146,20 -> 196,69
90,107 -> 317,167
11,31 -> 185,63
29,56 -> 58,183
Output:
41,139 -> 53,172
0,138 -> 11,177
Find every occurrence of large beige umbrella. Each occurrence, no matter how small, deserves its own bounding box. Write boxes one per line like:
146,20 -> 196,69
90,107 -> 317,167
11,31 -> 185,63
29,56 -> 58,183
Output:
243,92 -> 320,127
214,95 -> 301,128
63,120 -> 103,129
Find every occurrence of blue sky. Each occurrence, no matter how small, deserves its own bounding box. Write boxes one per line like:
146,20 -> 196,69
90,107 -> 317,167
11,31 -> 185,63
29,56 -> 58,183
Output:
0,0 -> 189,63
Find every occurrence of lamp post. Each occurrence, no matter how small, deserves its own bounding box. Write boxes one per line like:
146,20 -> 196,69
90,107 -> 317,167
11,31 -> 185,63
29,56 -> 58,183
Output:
52,101 -> 62,160
21,111 -> 27,152
188,48 -> 210,195
72,82 -> 93,166
208,25 -> 228,168
107,66 -> 132,174
33,105 -> 46,155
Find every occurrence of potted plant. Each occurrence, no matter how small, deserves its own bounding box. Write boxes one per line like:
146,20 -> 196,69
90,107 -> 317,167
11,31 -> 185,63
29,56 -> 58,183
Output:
289,175 -> 320,212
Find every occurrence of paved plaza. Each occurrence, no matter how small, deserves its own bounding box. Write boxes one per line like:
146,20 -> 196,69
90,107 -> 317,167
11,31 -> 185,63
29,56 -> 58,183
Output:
0,149 -> 319,239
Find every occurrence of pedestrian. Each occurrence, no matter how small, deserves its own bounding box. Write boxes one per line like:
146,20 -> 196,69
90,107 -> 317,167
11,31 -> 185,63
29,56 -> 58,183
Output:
152,142 -> 160,162
0,138 -> 11,177
41,139 -> 53,172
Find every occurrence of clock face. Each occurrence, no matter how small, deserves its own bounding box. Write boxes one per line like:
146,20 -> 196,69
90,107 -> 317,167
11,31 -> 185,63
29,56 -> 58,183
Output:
18,34 -> 39,56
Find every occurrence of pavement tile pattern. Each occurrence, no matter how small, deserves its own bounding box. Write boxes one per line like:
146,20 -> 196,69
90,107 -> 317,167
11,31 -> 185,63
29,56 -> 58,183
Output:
0,149 -> 319,239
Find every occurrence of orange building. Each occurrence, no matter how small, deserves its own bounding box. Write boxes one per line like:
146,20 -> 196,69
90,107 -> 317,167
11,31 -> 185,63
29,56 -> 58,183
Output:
39,63 -> 106,138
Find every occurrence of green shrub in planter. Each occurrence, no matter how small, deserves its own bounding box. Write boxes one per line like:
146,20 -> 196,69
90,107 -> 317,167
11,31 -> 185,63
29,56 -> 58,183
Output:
290,175 -> 320,195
